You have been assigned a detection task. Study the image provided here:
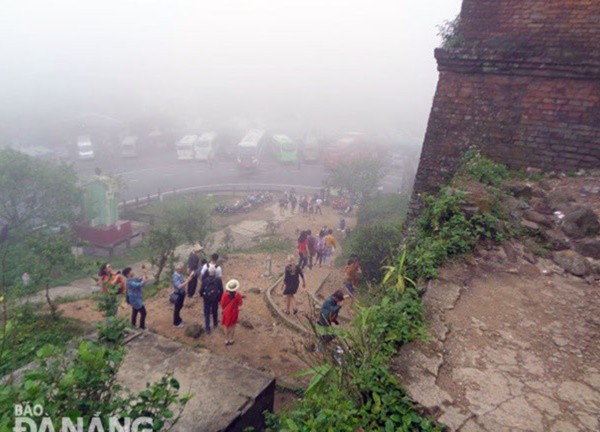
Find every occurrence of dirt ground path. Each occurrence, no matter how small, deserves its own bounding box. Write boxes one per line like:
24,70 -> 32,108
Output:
58,200 -> 355,388
395,251 -> 600,431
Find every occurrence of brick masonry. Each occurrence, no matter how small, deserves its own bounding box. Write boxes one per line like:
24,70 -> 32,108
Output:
412,0 -> 600,199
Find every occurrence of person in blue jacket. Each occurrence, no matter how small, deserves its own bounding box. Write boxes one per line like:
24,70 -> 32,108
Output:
123,265 -> 148,330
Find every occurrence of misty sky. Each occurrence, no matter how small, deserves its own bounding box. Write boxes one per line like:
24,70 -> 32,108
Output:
0,0 -> 461,142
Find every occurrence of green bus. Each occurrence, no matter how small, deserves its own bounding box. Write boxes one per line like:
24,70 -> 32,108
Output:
271,134 -> 298,163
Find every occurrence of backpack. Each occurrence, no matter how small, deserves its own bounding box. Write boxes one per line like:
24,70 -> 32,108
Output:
203,277 -> 220,302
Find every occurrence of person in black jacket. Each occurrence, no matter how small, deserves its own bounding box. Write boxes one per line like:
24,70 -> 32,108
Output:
186,243 -> 204,298
200,264 -> 224,334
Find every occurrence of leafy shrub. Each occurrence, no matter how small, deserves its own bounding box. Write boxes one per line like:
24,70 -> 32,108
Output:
406,186 -> 506,282
344,224 -> 404,284
458,150 -> 509,187
0,304 -> 87,376
357,193 -> 410,227
0,319 -> 191,431
271,285 -> 440,432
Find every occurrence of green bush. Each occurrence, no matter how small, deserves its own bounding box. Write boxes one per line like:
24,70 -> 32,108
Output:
459,150 -> 509,187
270,286 -> 440,432
0,318 -> 191,431
357,193 -> 410,227
345,225 -> 404,284
406,186 -> 506,282
0,304 -> 88,376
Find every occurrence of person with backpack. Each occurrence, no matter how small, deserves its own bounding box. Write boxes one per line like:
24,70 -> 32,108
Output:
199,253 -> 222,279
200,264 -> 224,334
281,254 -> 306,315
123,265 -> 148,330
221,279 -> 243,346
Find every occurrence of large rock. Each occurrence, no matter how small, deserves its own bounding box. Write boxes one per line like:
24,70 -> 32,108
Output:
506,182 -> 533,200
541,229 -> 571,251
552,250 -> 591,277
523,209 -> 553,228
547,190 -> 576,210
575,238 -> 600,259
561,207 -> 600,239
185,323 -> 204,339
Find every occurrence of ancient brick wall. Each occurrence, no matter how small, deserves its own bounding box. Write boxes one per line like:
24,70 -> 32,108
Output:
412,0 -> 600,197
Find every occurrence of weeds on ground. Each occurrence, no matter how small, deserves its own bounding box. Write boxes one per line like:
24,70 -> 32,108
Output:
0,303 -> 89,376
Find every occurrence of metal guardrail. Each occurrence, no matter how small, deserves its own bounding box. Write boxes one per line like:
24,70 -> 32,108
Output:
119,183 -> 323,211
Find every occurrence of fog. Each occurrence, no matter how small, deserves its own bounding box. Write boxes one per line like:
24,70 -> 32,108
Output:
0,0 -> 461,146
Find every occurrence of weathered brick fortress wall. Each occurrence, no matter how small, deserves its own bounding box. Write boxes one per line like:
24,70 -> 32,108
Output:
413,0 -> 600,197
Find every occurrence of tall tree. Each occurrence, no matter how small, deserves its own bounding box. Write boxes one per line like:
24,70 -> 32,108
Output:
328,157 -> 387,200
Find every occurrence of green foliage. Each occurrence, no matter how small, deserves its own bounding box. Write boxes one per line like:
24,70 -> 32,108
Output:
241,236 -> 292,254
0,318 -> 191,431
458,150 -> 509,187
437,15 -> 463,49
0,304 -> 87,376
328,157 -> 387,199
357,193 -> 410,227
271,258 -> 440,431
145,197 -> 212,283
0,148 -> 80,234
27,232 -> 76,318
406,187 -> 506,282
344,224 -> 404,284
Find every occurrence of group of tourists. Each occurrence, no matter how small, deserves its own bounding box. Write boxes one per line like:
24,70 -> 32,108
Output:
97,243 -> 244,346
279,190 -> 323,219
296,226 -> 338,271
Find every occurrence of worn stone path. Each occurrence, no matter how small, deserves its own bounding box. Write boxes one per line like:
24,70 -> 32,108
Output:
395,248 -> 600,431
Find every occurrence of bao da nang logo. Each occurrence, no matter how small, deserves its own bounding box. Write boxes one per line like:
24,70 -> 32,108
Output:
14,403 -> 153,432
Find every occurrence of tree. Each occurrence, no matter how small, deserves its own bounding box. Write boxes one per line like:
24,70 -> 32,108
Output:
0,148 -> 80,234
0,149 -> 80,295
27,232 -> 76,319
146,197 -> 212,284
328,157 -> 387,200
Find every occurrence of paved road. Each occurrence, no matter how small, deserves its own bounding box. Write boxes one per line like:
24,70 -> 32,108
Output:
73,151 -> 402,200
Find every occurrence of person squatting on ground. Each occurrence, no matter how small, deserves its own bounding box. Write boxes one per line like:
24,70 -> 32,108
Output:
123,265 -> 148,330
172,263 -> 193,328
200,264 -> 224,334
281,255 -> 306,315
186,243 -> 204,298
317,290 -> 345,344
221,279 -> 243,346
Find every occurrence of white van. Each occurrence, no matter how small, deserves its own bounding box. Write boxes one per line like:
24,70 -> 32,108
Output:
77,135 -> 95,160
194,132 -> 217,161
120,136 -> 139,158
176,135 -> 198,160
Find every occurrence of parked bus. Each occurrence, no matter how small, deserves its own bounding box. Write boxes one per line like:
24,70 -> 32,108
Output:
271,134 -> 298,163
194,131 -> 218,161
236,129 -> 265,168
120,136 -> 139,158
76,135 -> 95,160
302,135 -> 320,163
176,135 -> 198,160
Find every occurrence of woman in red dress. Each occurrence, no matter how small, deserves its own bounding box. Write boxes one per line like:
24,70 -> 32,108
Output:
221,279 -> 243,346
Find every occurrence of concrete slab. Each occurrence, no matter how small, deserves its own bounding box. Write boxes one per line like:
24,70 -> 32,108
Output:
117,332 -> 275,432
